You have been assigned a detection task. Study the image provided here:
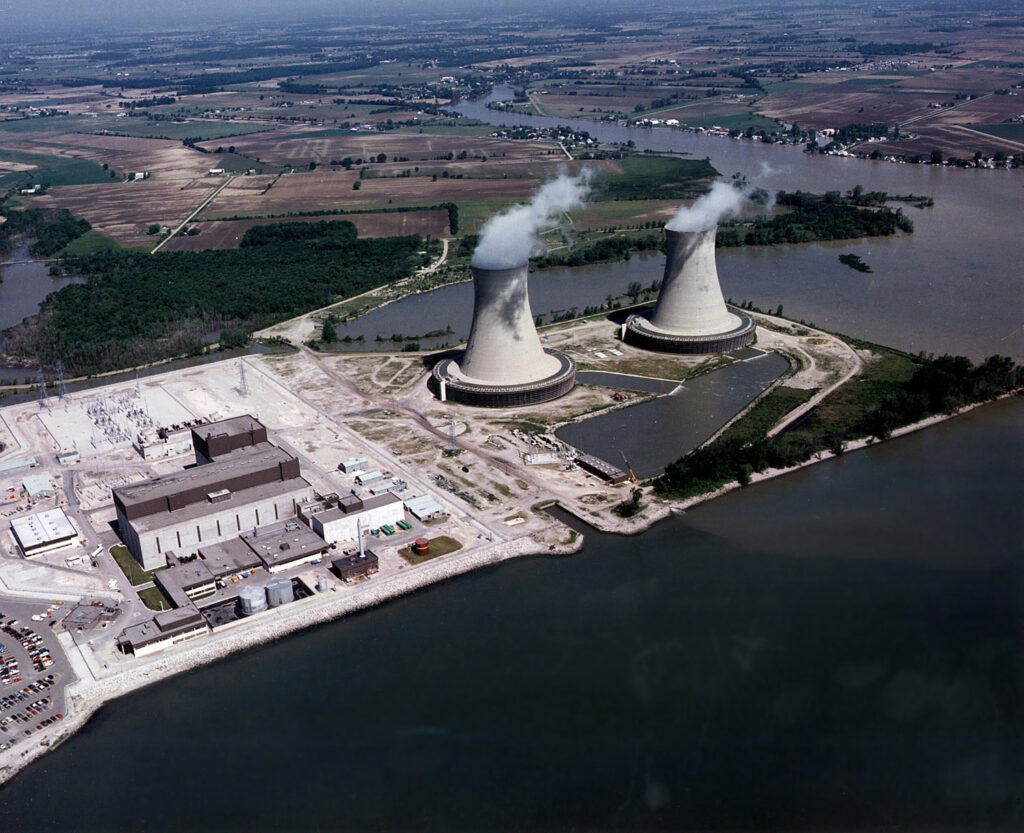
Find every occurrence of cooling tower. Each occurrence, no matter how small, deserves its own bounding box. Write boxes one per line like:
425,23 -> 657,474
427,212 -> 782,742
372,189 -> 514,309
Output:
625,227 -> 755,354
431,262 -> 576,407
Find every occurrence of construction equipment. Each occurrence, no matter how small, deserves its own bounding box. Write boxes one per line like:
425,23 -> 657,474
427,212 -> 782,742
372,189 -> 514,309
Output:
619,450 -> 639,484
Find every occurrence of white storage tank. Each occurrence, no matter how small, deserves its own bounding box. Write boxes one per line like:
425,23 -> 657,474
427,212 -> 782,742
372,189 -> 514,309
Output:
238,585 -> 268,616
265,577 -> 295,607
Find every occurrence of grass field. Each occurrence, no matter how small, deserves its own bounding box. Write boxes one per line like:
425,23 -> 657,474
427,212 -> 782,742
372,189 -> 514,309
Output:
398,535 -> 463,566
592,155 -> 717,201
0,149 -> 111,189
90,120 -> 274,141
60,229 -> 123,255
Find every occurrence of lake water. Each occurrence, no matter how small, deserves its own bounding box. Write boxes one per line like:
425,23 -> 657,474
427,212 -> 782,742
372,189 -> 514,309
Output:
1,90 -> 1022,830
2,397 -> 1020,831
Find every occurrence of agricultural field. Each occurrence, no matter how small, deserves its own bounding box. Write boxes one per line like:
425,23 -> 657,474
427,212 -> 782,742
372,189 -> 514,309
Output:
205,130 -> 561,169
163,209 -> 450,251
30,179 -> 219,246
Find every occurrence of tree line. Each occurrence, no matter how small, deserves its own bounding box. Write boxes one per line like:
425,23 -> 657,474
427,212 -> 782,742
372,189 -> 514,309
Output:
654,353 -> 1023,499
4,220 -> 436,375
0,208 -> 91,258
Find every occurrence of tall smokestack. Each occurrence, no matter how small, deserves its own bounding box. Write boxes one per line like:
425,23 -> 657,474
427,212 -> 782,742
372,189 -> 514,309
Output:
625,223 -> 755,354
459,263 -> 561,385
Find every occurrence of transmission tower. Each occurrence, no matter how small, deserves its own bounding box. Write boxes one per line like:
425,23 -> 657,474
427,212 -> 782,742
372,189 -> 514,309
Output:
55,360 -> 68,400
36,367 -> 48,409
237,360 -> 249,397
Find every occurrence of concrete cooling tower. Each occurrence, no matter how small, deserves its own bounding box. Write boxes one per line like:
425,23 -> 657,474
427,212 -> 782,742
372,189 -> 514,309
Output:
624,227 -> 755,353
431,262 -> 576,407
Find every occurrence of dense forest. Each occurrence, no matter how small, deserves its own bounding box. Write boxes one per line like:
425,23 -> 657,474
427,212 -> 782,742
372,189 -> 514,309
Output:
0,208 -> 91,258
3,220 -> 436,375
654,353 -> 1022,499
716,190 -> 914,247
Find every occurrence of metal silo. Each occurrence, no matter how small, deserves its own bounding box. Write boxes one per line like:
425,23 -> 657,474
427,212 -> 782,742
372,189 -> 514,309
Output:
238,585 -> 268,616
265,577 -> 295,607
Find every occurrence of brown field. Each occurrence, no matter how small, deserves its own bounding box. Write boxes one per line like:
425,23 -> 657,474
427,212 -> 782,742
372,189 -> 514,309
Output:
201,169 -> 542,218
861,123 -> 1024,158
207,131 -> 558,168
758,89 -> 940,129
162,209 -> 450,251
923,95 -> 1024,126
1,133 -> 213,179
32,179 -> 219,245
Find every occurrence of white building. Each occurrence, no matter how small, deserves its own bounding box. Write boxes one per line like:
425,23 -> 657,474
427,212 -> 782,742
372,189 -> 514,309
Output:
11,508 -> 79,557
299,493 -> 404,545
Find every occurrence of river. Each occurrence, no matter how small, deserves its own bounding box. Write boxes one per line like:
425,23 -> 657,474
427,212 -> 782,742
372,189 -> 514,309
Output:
1,91 -> 1022,830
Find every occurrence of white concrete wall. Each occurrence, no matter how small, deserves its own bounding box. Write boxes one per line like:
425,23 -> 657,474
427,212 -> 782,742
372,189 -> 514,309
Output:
314,502 -> 405,545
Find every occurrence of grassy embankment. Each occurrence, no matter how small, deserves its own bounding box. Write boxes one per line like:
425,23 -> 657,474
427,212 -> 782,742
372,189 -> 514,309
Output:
398,536 -> 463,566
110,544 -> 163,587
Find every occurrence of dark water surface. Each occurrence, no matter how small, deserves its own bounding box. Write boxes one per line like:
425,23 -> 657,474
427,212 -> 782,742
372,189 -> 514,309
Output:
561,352 -> 789,477
3,398 -> 1021,831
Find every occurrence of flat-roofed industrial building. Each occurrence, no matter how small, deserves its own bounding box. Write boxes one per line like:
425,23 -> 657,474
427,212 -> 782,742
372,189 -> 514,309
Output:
299,492 -> 404,545
113,441 -> 314,571
117,607 -> 209,658
192,414 -> 267,464
11,508 -> 79,557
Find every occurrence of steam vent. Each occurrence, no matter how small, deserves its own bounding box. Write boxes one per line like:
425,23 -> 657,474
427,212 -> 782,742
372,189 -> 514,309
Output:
431,262 -> 576,407
625,227 -> 756,353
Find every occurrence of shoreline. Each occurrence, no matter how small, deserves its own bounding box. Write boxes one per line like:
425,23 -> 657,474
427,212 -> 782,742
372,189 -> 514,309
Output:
553,390 -> 1022,538
0,384 -> 1016,787
0,531 -> 581,788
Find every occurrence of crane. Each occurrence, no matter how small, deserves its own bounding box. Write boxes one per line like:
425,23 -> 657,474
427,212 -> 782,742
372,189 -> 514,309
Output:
619,450 -> 638,484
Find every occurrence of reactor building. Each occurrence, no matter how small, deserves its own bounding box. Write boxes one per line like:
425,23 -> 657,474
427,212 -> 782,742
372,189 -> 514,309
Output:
431,261 -> 576,407
624,226 -> 756,354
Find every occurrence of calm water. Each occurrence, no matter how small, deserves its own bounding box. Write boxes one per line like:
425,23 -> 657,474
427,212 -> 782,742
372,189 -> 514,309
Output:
0,246 -> 82,361
2,398 -> 1021,831
1,91 -> 1022,830
559,352 -> 789,477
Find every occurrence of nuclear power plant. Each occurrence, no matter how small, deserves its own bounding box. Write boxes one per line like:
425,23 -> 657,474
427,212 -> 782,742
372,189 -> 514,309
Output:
624,226 -> 756,354
431,261 -> 576,407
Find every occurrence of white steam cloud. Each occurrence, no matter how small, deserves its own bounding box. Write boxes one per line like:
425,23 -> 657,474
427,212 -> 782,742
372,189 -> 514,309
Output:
472,170 -> 591,269
665,180 -> 747,232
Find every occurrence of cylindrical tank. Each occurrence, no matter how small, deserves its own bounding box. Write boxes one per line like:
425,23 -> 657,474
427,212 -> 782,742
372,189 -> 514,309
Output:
457,263 -> 561,385
412,538 -> 430,556
265,577 -> 295,607
316,577 -> 328,593
238,585 -> 268,616
648,228 -> 738,336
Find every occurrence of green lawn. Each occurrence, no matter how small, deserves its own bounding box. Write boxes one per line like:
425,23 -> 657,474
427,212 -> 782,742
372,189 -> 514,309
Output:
398,535 -> 463,566
110,544 -> 163,586
137,586 -> 172,612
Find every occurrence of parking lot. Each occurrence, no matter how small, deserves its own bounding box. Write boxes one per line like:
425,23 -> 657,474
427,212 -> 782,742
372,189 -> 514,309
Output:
0,598 -> 77,751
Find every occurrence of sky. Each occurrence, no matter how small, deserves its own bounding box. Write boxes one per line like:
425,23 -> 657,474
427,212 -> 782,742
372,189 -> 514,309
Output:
0,0 -> 601,35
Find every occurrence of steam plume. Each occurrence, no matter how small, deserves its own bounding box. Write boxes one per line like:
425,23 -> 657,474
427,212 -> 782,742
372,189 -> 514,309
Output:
666,180 -> 746,232
472,170 -> 591,269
